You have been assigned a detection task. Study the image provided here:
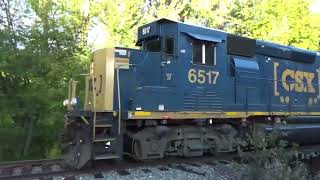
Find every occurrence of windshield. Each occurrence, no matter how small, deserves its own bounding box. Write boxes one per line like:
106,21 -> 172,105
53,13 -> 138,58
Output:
143,38 -> 161,52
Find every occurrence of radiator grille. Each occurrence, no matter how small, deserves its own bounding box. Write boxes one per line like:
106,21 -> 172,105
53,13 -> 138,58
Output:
183,90 -> 222,111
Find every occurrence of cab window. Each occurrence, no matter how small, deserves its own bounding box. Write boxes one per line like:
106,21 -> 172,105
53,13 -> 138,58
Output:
143,38 -> 161,52
165,37 -> 174,55
192,40 -> 216,65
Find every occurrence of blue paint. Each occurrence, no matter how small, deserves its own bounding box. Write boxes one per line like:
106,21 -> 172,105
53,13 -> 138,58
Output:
233,58 -> 259,71
109,18 -> 320,117
182,32 -> 223,43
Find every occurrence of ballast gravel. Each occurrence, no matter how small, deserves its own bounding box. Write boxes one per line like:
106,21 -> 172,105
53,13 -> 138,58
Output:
74,162 -> 249,180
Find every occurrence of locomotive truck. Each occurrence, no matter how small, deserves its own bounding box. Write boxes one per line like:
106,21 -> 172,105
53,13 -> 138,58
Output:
61,18 -> 320,169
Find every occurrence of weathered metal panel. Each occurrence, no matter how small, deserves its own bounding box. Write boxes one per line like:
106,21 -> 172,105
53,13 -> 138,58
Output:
85,48 -> 115,112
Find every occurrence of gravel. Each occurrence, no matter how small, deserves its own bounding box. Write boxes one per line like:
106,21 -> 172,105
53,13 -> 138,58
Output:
72,162 -> 248,180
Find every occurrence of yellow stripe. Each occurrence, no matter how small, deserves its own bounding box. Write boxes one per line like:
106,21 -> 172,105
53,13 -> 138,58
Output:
130,111 -> 320,119
251,112 -> 266,115
225,112 -> 239,116
134,111 -> 151,116
116,58 -> 129,64
308,112 -> 320,115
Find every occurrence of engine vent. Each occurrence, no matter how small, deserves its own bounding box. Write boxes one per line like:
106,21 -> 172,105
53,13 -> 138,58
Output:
227,34 -> 256,57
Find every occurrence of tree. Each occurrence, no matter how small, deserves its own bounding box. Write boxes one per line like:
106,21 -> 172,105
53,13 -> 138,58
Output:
93,0 -> 146,47
227,0 -> 320,51
0,0 -> 92,159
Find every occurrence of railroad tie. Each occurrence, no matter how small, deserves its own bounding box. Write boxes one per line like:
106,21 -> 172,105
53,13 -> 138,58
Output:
94,172 -> 104,178
158,167 -> 169,171
64,176 -> 76,180
168,164 -> 206,176
12,167 -> 23,176
184,162 -> 202,167
31,165 -> 42,174
117,170 -> 130,176
218,160 -> 230,164
142,169 -> 152,173
205,161 -> 219,166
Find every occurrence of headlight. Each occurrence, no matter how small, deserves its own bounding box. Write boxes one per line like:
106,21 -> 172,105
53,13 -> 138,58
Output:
70,98 -> 77,106
63,99 -> 69,106
63,98 -> 77,106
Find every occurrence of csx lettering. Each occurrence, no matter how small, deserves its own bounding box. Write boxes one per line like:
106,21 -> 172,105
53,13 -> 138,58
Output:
281,69 -> 316,93
188,69 -> 219,85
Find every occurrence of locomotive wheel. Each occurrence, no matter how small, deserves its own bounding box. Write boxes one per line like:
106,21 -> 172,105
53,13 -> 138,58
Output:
132,139 -> 143,159
61,122 -> 92,169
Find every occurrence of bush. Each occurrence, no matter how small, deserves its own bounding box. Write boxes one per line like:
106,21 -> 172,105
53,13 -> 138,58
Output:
237,130 -> 311,180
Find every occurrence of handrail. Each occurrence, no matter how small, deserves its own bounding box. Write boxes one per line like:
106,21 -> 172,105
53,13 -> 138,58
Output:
116,66 -> 121,135
67,79 -> 73,111
91,75 -> 97,140
84,76 -> 89,110
116,63 -> 135,135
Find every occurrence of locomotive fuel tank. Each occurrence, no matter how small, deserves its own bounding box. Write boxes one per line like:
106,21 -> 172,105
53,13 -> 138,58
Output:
264,116 -> 320,145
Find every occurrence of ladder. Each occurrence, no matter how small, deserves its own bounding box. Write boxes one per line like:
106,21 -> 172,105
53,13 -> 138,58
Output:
92,121 -> 121,160
89,75 -> 121,160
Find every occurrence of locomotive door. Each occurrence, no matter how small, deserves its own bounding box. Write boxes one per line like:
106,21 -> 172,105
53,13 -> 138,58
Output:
161,36 -> 176,87
232,57 -> 261,109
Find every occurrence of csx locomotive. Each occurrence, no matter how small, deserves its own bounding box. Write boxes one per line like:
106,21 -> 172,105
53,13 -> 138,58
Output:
61,18 -> 320,169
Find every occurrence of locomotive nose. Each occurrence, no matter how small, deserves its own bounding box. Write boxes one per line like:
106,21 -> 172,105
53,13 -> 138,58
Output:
84,48 -> 116,112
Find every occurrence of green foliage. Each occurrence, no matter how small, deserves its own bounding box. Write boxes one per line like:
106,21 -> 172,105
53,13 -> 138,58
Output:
238,131 -> 311,180
228,0 -> 320,51
0,127 -> 25,160
0,0 -> 88,160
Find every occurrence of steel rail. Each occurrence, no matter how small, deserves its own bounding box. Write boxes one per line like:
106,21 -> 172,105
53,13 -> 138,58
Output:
0,159 -> 64,180
0,159 -> 62,168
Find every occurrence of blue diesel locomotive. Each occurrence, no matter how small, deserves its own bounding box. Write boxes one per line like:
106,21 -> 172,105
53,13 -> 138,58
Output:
61,18 -> 320,168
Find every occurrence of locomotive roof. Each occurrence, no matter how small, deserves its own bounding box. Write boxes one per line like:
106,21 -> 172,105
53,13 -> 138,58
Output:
138,18 -> 319,61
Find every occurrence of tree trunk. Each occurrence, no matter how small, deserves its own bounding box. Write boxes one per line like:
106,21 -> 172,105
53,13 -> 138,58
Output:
22,118 -> 34,157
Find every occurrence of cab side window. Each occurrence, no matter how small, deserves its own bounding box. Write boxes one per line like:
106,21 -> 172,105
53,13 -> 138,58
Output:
192,41 -> 202,64
165,37 -> 174,55
192,40 -> 216,65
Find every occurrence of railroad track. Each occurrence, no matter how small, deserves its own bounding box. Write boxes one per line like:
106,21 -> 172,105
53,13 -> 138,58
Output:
1,145 -> 320,180
0,159 -> 69,180
0,155 -> 238,180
